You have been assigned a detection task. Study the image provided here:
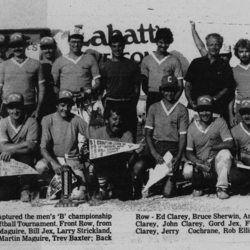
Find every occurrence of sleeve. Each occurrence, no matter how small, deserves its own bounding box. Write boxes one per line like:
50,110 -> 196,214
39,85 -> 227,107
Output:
141,57 -> 149,78
0,63 -> 4,87
173,57 -> 183,79
40,117 -> 52,150
219,118 -> 233,141
90,55 -> 101,80
178,107 -> 189,135
184,60 -> 196,83
186,126 -> 194,151
223,63 -> 235,89
51,58 -> 61,88
0,119 -> 8,142
26,119 -> 39,143
77,117 -> 89,138
38,62 -> 45,84
145,105 -> 155,130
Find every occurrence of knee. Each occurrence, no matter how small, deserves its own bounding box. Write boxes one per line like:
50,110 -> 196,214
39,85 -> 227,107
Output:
215,150 -> 232,170
35,159 -> 49,175
216,149 -> 232,161
133,159 -> 146,176
182,162 -> 194,181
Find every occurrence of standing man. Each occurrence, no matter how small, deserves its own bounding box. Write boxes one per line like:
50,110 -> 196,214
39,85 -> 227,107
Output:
52,26 -> 101,99
183,95 -> 234,199
40,37 -> 57,117
185,33 -> 235,123
190,21 -> 232,62
0,93 -> 39,202
35,89 -> 89,200
141,28 -> 183,112
0,32 -> 45,119
229,39 -> 250,126
100,34 -> 141,142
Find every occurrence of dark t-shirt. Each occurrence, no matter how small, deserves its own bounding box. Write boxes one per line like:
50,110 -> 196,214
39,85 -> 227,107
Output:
100,58 -> 140,99
185,56 -> 235,111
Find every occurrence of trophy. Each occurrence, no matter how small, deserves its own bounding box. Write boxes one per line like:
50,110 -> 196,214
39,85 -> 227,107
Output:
55,165 -> 85,207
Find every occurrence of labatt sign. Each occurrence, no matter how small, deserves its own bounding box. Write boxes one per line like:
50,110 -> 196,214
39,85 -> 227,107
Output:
54,24 -> 160,64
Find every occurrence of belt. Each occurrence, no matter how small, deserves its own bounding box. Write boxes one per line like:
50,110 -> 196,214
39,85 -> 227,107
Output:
106,97 -> 131,101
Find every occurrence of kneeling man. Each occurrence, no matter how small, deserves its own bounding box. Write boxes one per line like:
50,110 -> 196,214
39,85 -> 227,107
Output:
230,98 -> 250,192
0,93 -> 39,201
183,95 -> 234,199
35,89 -> 89,200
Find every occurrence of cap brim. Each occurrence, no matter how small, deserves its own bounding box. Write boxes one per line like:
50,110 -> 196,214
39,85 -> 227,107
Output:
197,105 -> 213,112
239,108 -> 250,115
159,85 -> 179,91
57,98 -> 74,104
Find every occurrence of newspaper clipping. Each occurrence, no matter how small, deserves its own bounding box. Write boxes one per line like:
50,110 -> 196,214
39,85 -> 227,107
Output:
1,0 -> 250,250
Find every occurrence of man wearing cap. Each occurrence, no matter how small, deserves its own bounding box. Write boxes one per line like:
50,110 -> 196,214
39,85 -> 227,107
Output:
100,34 -> 140,142
132,75 -> 188,199
190,21 -> 232,62
0,92 -> 39,202
0,34 -> 7,63
40,37 -> 57,117
52,25 -> 101,100
185,33 -> 235,123
183,95 -> 234,199
141,28 -> 183,112
229,39 -> 250,127
35,89 -> 89,200
0,32 -> 45,119
230,97 -> 250,192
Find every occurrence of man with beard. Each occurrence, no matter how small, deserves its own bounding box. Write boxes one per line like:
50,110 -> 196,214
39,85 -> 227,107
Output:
52,25 -> 101,99
132,75 -> 188,199
35,89 -> 89,200
0,93 -> 39,201
230,98 -> 250,193
183,95 -> 234,199
229,39 -> 250,126
185,33 -> 235,123
0,33 -> 45,119
141,28 -> 183,112
40,37 -> 57,117
90,106 -> 143,201
100,34 -> 140,142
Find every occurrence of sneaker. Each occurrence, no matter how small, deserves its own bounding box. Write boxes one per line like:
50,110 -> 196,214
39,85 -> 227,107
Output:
216,188 -> 230,199
20,190 -> 31,202
192,189 -> 203,197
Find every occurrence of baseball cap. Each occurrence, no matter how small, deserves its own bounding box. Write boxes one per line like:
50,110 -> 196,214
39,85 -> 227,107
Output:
220,44 -> 231,54
197,95 -> 213,111
6,93 -> 24,106
159,75 -> 178,91
239,97 -> 250,115
0,34 -> 6,45
69,25 -> 84,39
57,89 -> 74,104
40,37 -> 56,47
9,32 -> 27,46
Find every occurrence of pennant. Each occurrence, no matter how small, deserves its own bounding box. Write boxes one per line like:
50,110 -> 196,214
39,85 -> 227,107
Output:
89,139 -> 140,159
143,151 -> 173,193
0,160 -> 38,177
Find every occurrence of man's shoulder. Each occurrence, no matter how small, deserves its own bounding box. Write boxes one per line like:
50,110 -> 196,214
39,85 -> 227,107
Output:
176,102 -> 188,112
90,126 -> 106,139
26,116 -> 39,127
141,54 -> 153,64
